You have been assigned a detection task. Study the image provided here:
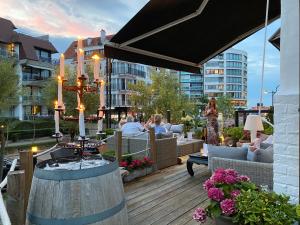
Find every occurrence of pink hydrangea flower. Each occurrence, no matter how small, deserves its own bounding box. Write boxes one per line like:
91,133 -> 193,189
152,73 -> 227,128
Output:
211,172 -> 225,183
239,175 -> 250,182
224,175 -> 238,184
220,199 -> 236,216
193,208 -> 207,223
203,179 -> 215,191
225,169 -> 238,177
230,190 -> 241,199
208,187 -> 224,202
119,161 -> 128,167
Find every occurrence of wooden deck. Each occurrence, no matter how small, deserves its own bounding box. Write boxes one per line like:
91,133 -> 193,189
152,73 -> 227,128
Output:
124,158 -> 215,225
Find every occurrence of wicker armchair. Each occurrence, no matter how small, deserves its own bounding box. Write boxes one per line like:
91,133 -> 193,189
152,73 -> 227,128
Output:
208,144 -> 273,190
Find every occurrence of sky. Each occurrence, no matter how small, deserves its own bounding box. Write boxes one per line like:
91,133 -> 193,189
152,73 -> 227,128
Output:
0,0 -> 280,108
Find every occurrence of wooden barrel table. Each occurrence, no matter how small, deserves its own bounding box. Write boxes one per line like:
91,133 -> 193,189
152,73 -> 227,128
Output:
26,158 -> 128,225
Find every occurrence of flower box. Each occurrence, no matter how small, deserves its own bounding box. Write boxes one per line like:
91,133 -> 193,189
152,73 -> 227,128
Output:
123,166 -> 153,182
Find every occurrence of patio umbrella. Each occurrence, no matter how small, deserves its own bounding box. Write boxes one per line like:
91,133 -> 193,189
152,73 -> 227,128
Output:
104,0 -> 280,73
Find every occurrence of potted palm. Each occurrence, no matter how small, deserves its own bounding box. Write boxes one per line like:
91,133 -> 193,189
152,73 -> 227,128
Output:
193,168 -> 299,224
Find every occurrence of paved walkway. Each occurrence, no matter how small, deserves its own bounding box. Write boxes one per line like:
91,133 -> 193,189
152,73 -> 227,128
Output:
124,158 -> 215,225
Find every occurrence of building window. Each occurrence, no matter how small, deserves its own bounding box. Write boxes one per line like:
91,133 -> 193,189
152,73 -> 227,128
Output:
205,77 -> 224,83
205,69 -> 224,75
205,61 -> 224,67
205,85 -> 224,90
227,77 -> 242,83
226,69 -> 242,75
226,53 -> 242,61
226,84 -> 242,91
226,61 -> 242,68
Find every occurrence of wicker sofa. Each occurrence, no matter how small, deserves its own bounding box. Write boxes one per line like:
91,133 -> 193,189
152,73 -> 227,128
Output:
208,144 -> 273,190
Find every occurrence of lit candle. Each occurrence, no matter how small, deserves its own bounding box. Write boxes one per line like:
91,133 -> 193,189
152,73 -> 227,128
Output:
100,79 -> 105,108
54,110 -> 60,134
57,75 -> 63,107
79,48 -> 84,76
59,54 -> 64,79
78,105 -> 85,137
97,119 -> 103,133
92,55 -> 100,81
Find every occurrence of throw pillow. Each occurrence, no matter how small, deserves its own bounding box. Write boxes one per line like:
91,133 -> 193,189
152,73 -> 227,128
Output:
256,145 -> 273,163
247,145 -> 273,163
170,124 -> 184,133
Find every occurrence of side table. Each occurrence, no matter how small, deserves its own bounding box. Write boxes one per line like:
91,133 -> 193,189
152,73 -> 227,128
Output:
187,153 -> 208,176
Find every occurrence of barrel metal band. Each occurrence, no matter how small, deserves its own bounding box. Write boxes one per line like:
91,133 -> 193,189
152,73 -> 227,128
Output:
27,198 -> 126,225
34,160 -> 118,181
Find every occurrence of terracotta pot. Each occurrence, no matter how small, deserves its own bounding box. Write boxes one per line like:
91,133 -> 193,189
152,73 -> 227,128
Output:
215,216 -> 234,225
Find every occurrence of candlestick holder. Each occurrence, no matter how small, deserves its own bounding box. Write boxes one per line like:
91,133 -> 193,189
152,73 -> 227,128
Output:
52,132 -> 63,143
78,136 -> 90,157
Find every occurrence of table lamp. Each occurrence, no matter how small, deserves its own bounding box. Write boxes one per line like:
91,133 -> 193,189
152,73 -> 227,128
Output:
244,115 -> 264,142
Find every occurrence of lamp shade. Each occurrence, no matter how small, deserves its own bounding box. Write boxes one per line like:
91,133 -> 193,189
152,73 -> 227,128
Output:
244,115 -> 264,131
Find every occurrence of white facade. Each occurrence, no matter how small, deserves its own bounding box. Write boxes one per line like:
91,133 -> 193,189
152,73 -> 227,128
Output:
273,0 -> 299,203
204,48 -> 248,108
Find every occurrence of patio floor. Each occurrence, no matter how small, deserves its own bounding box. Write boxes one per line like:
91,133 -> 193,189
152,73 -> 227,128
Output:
124,158 -> 215,225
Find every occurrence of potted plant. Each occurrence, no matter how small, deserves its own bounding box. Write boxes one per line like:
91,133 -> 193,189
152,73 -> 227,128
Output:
223,127 -> 243,147
192,168 -> 299,225
181,115 -> 194,138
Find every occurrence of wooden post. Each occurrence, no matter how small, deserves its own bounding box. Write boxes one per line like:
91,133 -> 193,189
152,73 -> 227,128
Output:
115,130 -> 122,162
7,170 -> 25,225
149,127 -> 157,170
19,150 -> 33,213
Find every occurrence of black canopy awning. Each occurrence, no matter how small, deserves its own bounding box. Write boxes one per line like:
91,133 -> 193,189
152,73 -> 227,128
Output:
105,0 -> 280,73
269,28 -> 280,50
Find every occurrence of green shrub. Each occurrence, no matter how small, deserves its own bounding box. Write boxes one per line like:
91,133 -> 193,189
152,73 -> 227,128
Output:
223,127 -> 243,142
234,189 -> 299,225
104,128 -> 114,136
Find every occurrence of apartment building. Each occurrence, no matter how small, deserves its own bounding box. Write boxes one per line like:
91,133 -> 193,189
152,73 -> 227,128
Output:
0,17 -> 57,120
178,70 -> 204,103
204,48 -> 248,108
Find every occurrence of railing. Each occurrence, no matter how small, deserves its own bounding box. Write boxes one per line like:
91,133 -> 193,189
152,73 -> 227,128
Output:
38,56 -> 52,63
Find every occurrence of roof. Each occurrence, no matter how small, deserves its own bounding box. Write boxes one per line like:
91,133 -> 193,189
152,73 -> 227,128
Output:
0,17 -> 17,43
15,33 -> 57,60
0,17 -> 57,60
64,35 -> 114,60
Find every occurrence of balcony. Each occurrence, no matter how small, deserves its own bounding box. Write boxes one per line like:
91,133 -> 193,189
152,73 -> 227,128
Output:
22,73 -> 48,86
22,96 -> 42,105
19,59 -> 55,70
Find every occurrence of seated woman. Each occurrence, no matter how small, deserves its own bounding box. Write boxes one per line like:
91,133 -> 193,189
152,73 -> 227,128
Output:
153,114 -> 167,134
121,115 -> 145,135
249,131 -> 263,151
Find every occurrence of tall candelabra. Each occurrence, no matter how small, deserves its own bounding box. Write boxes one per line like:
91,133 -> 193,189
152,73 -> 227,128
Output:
53,37 -> 106,156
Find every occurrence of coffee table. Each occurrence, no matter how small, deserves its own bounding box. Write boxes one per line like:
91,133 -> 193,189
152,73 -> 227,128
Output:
186,153 -> 208,176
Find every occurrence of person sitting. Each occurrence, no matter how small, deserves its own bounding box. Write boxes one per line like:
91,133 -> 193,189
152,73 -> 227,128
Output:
144,115 -> 154,130
118,117 -> 127,129
153,114 -> 167,134
121,115 -> 145,135
249,131 -> 263,151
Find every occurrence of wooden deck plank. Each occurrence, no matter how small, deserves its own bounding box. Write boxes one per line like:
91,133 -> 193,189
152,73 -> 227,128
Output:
125,162 -> 210,225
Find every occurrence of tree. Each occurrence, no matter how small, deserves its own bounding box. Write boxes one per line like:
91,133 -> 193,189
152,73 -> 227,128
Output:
0,59 -> 19,179
0,59 -> 19,110
128,68 -> 196,122
216,95 -> 235,119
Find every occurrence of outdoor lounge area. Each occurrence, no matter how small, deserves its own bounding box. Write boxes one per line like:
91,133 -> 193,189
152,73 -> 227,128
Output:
0,0 -> 299,225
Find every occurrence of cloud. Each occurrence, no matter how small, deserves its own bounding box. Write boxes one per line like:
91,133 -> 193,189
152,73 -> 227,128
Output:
0,0 -> 149,38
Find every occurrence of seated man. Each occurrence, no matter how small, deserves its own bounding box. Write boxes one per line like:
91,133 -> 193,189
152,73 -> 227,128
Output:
121,115 -> 145,135
153,114 -> 167,134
